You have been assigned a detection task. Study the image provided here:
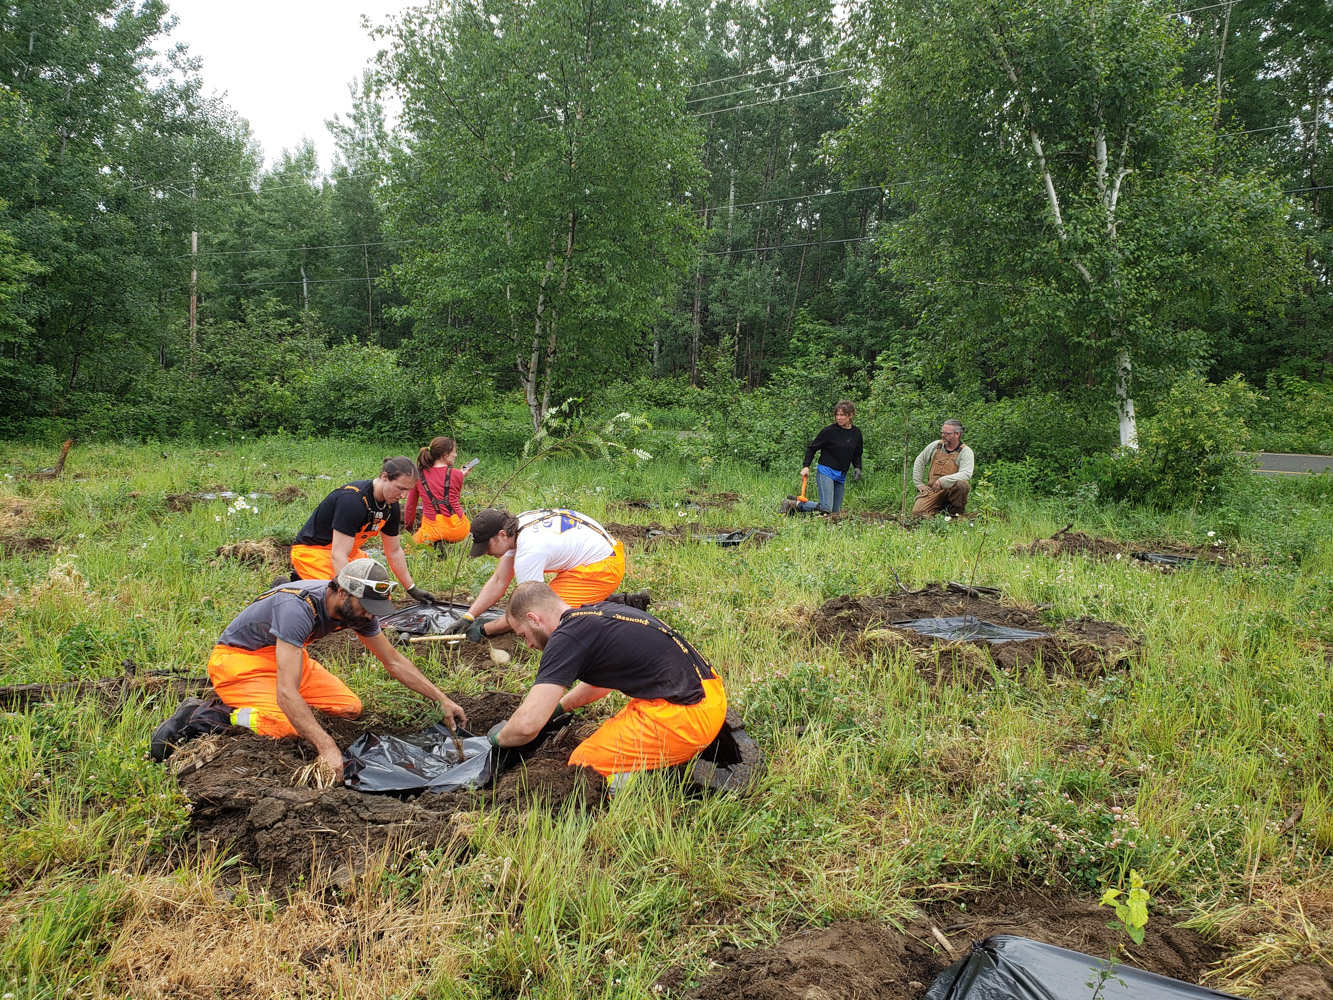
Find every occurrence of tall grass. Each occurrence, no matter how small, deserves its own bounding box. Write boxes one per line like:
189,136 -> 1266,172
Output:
0,439 -> 1331,996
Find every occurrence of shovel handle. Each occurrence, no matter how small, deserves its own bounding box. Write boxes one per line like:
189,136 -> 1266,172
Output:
798,472 -> 808,502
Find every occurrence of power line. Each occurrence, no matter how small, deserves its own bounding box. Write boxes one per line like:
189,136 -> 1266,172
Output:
686,67 -> 852,107
708,235 -> 873,256
694,83 -> 849,119
1219,118 -> 1319,138
688,55 -> 831,90
1164,0 -> 1247,17
210,276 -> 383,289
175,238 -> 412,260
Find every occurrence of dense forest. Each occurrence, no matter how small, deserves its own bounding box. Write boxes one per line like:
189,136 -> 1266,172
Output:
1,0 -> 1330,478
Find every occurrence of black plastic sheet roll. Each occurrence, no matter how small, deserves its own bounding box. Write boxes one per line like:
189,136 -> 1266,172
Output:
890,616 -> 1049,644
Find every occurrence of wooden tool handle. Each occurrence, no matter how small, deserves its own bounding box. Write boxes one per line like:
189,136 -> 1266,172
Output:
407,633 -> 468,644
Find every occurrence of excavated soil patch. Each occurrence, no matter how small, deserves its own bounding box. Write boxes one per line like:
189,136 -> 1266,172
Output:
214,537 -> 291,570
676,888 -> 1227,999
1017,526 -> 1236,570
272,484 -> 306,504
812,588 -> 1137,684
604,522 -> 776,550
0,535 -> 58,557
179,691 -> 604,891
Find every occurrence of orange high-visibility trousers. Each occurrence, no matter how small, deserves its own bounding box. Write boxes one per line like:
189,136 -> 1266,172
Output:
547,540 -> 626,607
289,524 -> 381,580
413,512 -> 471,545
568,675 -> 727,777
207,644 -> 362,739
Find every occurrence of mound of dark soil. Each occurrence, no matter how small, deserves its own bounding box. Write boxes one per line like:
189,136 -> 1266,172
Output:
1018,526 -> 1235,570
676,888 -> 1225,999
179,692 -> 604,890
214,537 -> 291,569
0,535 -> 57,557
604,522 -> 776,550
272,484 -> 306,504
812,588 -> 1137,684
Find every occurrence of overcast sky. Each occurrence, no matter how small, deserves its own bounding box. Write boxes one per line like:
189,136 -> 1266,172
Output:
161,1 -> 417,173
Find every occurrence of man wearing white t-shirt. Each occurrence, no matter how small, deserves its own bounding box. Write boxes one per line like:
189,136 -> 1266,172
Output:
444,507 -> 646,639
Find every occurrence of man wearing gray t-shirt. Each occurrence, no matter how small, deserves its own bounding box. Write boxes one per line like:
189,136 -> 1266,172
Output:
151,558 -> 466,782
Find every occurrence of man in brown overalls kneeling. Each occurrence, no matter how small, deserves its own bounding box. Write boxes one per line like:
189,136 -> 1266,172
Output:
911,419 -> 975,517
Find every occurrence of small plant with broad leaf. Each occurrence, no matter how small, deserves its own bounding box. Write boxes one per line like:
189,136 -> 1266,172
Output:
1088,870 -> 1150,999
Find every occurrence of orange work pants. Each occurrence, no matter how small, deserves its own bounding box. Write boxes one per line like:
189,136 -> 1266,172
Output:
547,540 -> 626,607
290,525 -> 381,580
569,676 -> 727,777
413,512 -> 471,545
207,644 -> 362,739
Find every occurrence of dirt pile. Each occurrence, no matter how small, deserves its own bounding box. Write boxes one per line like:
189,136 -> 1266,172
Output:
812,588 -> 1137,684
178,692 -> 604,890
214,537 -> 290,569
604,522 -> 776,550
676,889 -> 1225,1000
0,499 -> 57,557
273,484 -> 306,504
1017,525 -> 1235,570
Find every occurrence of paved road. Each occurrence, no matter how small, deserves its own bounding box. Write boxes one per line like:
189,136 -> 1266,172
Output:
1254,452 -> 1333,476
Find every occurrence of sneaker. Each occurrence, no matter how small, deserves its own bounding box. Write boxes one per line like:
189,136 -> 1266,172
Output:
150,697 -> 204,762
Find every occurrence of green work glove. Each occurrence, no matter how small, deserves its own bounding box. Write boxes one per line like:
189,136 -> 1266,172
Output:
852,468 -> 862,483
548,703 -> 573,727
487,720 -> 507,748
465,618 -> 488,643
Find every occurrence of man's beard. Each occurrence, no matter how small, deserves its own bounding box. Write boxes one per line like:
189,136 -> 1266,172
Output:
529,626 -> 550,650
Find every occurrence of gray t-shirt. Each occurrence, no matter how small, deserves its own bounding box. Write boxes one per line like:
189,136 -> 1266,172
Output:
216,579 -> 381,651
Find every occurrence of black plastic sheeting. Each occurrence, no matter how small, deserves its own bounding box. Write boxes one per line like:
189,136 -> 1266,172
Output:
890,615 -> 1049,644
379,602 -> 505,637
1133,551 -> 1201,569
646,528 -> 775,547
925,936 -> 1240,1000
343,712 -> 574,794
343,726 -> 498,793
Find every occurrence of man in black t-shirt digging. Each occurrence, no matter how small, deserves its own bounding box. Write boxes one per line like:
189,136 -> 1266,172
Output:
487,582 -> 728,791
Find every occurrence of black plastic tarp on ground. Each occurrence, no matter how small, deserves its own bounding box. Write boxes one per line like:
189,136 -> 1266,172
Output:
379,602 -> 504,637
925,936 -> 1240,1000
342,726 -> 497,793
891,616 -> 1049,643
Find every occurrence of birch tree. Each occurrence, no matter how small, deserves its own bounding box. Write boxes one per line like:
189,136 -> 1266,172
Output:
836,0 -> 1299,446
381,0 -> 702,432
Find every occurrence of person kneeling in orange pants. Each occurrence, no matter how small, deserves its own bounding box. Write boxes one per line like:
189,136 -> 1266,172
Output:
150,558 -> 467,782
443,507 -> 648,643
488,581 -> 727,793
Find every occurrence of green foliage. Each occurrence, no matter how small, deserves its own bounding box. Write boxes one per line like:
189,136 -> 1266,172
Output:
1100,869 -> 1151,946
524,398 -> 656,464
1253,376 -> 1333,455
1084,373 -> 1258,508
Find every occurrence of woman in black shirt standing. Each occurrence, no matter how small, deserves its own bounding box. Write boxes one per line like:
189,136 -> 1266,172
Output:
782,400 -> 863,515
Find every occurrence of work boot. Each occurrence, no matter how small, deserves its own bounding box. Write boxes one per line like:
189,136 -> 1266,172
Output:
778,498 -> 799,516
184,697 -> 235,736
150,696 -> 204,762
605,590 -> 652,613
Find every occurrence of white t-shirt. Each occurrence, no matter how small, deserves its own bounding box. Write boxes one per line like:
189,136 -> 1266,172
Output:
513,509 -> 617,583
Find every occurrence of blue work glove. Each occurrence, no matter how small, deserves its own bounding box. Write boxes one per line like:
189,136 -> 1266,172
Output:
487,720 -> 507,748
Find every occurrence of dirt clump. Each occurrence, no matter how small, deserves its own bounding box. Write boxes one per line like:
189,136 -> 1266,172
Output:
604,522 -> 776,550
678,888 -> 1226,1000
179,692 -> 604,891
811,588 -> 1137,684
0,535 -> 57,557
1018,524 -> 1235,570
214,537 -> 290,570
273,484 -> 306,504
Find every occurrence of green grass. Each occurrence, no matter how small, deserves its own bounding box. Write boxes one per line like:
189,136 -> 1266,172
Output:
1,438 -> 1332,997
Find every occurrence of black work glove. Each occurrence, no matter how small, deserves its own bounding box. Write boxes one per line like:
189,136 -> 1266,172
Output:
465,618 -> 488,643
547,703 -> 572,727
853,468 -> 862,482
442,613 -> 474,636
407,586 -> 436,604
487,720 -> 507,748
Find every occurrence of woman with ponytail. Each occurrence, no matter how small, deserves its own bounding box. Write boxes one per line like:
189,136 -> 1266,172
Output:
404,437 -> 474,551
